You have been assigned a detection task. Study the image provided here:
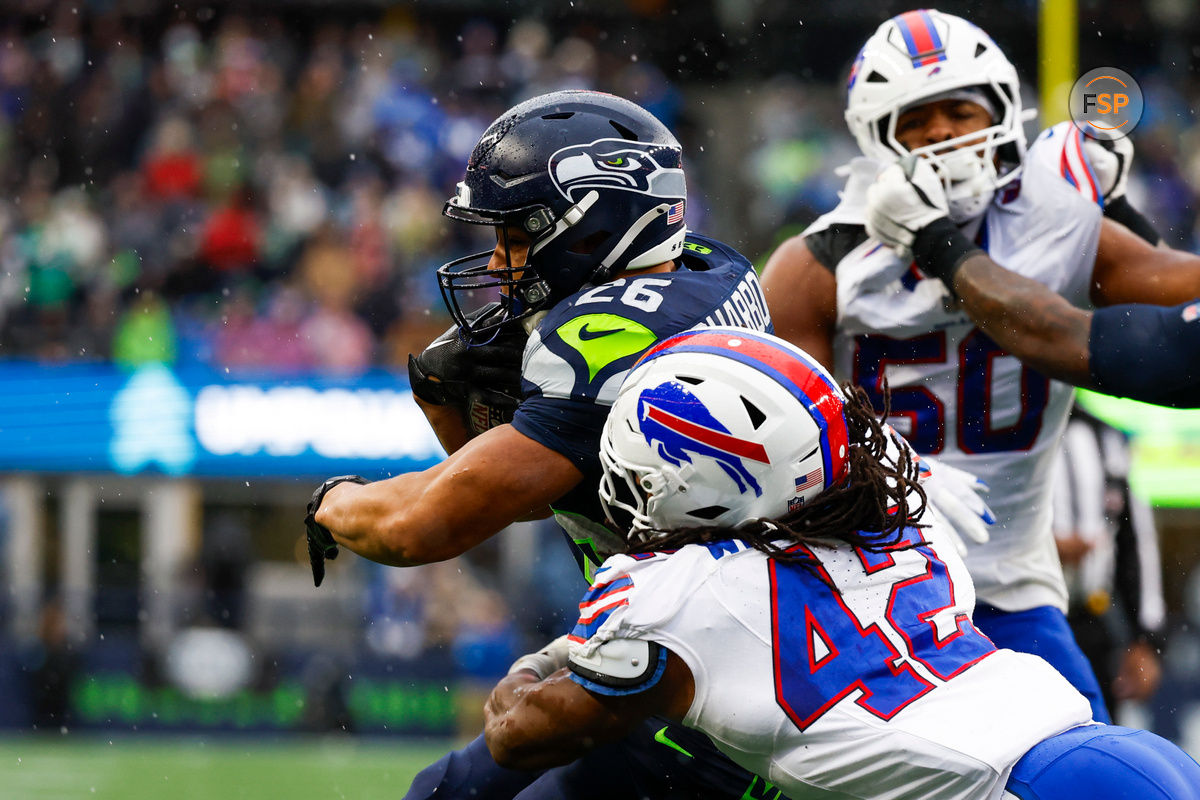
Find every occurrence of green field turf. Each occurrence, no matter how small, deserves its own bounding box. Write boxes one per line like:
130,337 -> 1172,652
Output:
0,735 -> 454,800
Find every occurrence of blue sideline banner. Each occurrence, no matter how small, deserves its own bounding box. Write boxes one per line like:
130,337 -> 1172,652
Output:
0,361 -> 444,478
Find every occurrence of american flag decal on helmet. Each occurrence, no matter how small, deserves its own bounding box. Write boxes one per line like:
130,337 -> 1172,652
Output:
794,469 -> 822,493
667,201 -> 684,224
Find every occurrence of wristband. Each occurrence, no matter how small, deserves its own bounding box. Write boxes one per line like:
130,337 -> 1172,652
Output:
508,635 -> 572,680
305,475 -> 368,588
1104,196 -> 1161,246
911,217 -> 985,288
306,474 -> 370,547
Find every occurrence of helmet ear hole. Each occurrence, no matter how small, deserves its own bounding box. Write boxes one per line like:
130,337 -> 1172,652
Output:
687,506 -> 730,521
865,70 -> 888,83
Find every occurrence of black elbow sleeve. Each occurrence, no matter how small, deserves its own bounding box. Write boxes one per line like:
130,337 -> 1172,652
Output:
1089,301 -> 1200,407
1104,197 -> 1162,246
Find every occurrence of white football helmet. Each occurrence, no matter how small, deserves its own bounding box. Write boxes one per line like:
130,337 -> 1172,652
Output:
845,9 -> 1028,221
599,328 -> 851,543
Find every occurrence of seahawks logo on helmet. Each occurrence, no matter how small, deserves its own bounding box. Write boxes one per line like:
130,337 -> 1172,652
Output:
549,138 -> 685,203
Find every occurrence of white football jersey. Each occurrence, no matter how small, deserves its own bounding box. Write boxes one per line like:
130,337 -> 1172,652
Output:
569,521 -> 1093,800
808,124 -> 1104,611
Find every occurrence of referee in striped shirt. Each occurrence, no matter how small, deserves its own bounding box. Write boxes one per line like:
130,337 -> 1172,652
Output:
1052,406 -> 1167,711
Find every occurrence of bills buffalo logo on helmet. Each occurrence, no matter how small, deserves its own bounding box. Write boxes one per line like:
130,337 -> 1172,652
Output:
549,138 -> 685,203
637,380 -> 767,498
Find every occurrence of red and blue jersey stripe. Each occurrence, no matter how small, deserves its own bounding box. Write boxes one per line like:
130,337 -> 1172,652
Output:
636,328 -> 850,489
570,575 -> 634,643
893,10 -> 947,68
1059,126 -> 1104,208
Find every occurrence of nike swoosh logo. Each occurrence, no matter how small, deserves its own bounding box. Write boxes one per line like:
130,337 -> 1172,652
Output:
577,324 -> 624,341
654,726 -> 693,758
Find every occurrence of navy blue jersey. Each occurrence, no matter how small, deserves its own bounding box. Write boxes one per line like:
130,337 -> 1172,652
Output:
510,232 -> 771,577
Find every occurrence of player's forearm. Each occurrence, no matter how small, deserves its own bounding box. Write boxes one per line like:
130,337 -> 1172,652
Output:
314,476 -> 469,566
484,672 -> 597,770
1092,219 -> 1200,306
1137,246 -> 1200,304
415,396 -> 472,454
952,253 -> 1094,386
314,426 -> 579,565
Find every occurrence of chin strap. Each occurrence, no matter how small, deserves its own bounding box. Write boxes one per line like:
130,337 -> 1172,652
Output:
521,310 -> 548,335
599,202 -> 674,274
530,190 -> 600,258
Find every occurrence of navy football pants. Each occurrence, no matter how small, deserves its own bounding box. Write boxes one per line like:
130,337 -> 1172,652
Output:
403,717 -> 778,800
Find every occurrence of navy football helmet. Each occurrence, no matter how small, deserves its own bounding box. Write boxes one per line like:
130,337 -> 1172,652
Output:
439,90 -> 687,341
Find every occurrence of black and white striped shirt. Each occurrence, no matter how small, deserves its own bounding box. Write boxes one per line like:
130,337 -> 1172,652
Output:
1051,407 -> 1166,650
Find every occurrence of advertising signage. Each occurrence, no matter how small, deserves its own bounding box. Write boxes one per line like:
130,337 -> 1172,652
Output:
1076,390 -> 1200,507
0,362 -> 445,478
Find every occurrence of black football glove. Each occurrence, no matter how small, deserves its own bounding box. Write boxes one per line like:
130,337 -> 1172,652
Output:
304,474 -> 368,587
408,302 -> 527,435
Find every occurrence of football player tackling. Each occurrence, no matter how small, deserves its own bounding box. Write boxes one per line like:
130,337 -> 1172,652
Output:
760,9 -> 1200,722
308,90 -> 784,799
484,328 -> 1200,800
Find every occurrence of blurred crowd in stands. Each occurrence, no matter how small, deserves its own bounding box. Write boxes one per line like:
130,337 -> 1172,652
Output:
0,3 -> 687,371
2,2 -> 1198,372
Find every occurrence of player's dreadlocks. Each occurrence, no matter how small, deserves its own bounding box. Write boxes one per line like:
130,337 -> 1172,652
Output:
625,382 -> 927,573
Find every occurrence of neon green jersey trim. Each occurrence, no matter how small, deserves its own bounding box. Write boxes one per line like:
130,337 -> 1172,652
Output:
740,775 -> 783,800
550,507 -> 616,582
556,314 -> 657,383
653,726 -> 694,758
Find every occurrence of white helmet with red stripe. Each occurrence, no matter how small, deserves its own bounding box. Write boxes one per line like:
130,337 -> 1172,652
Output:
598,327 -> 851,542
845,9 -> 1027,221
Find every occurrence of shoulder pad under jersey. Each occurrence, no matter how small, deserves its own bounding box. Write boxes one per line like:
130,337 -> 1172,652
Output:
568,638 -> 667,696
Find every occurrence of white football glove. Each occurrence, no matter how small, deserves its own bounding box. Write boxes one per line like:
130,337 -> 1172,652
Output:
865,155 -> 950,263
917,455 -> 993,555
508,634 -> 572,680
1080,134 -> 1134,202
